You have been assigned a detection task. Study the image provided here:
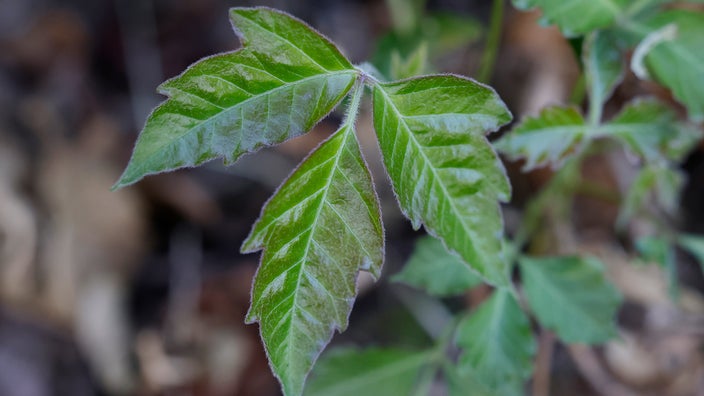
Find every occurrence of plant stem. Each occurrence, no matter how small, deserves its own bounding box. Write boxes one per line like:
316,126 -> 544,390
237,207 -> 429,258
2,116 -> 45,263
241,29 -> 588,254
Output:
342,80 -> 365,129
477,0 -> 504,83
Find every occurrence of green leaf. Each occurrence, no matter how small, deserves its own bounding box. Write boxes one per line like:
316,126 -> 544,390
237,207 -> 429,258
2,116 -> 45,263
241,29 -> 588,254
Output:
372,12 -> 481,79
242,115 -> 384,395
444,363 -> 524,396
583,29 -> 625,122
642,10 -> 704,122
520,256 -> 622,343
495,106 -> 586,170
512,0 -> 630,36
390,42 -> 429,80
617,163 -> 684,228
393,235 -> 482,296
635,236 -> 678,297
114,7 -> 357,188
372,75 -> 512,286
605,98 -> 702,162
678,234 -> 704,271
305,347 -> 433,396
455,290 -> 536,388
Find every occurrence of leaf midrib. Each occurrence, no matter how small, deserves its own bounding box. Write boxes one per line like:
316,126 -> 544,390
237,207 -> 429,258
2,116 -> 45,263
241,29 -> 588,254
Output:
278,127 -> 354,378
376,86 -> 496,280
138,70 -> 356,177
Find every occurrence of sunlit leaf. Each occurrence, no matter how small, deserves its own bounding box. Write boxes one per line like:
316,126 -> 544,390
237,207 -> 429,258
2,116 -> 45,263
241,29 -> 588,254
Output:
305,347 -> 434,396
455,290 -> 536,388
605,98 -> 701,162
372,75 -> 512,286
512,0 -> 630,36
242,118 -> 384,395
114,7 -> 357,188
495,106 -> 586,170
393,235 -> 482,296
642,10 -> 704,122
520,256 -> 622,343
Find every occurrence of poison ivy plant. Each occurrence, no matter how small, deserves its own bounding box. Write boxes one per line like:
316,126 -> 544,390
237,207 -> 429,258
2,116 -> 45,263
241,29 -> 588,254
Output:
114,6 -> 512,395
113,2 -> 703,395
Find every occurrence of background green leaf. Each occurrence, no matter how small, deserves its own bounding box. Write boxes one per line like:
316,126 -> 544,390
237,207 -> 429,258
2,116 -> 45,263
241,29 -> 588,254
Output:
372,75 -> 512,287
495,106 -> 586,170
678,234 -> 704,272
617,163 -> 684,228
512,0 -> 630,36
393,235 -> 482,296
455,290 -> 536,388
643,10 -> 704,122
520,256 -> 622,343
305,347 -> 434,396
604,98 -> 701,163
583,29 -> 625,123
242,118 -> 384,395
115,7 -> 357,188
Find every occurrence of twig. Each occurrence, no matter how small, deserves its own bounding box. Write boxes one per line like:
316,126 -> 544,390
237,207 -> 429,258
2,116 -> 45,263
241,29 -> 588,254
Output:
532,330 -> 555,396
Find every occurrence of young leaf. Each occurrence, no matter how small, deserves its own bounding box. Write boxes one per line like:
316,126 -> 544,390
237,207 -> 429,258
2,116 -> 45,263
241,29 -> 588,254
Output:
520,256 -> 622,344
114,7 -> 358,188
372,75 -> 512,286
583,30 -> 625,123
455,290 -> 536,389
678,234 -> 704,272
393,235 -> 482,296
642,10 -> 704,122
495,106 -> 586,170
242,102 -> 384,395
304,347 -> 434,396
604,98 -> 702,163
512,0 -> 629,37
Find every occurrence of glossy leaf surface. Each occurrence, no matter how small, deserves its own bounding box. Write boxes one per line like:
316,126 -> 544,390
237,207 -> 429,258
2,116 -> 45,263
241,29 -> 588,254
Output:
643,10 -> 704,122
115,7 -> 357,188
393,235 -> 482,296
520,256 -> 622,343
372,75 -> 512,286
512,0 -> 629,36
242,121 -> 384,395
304,347 -> 433,396
495,106 -> 586,170
455,290 -> 536,388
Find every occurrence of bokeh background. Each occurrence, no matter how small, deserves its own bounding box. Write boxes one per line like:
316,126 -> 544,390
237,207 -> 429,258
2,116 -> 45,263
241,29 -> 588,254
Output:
1,0 -> 703,395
